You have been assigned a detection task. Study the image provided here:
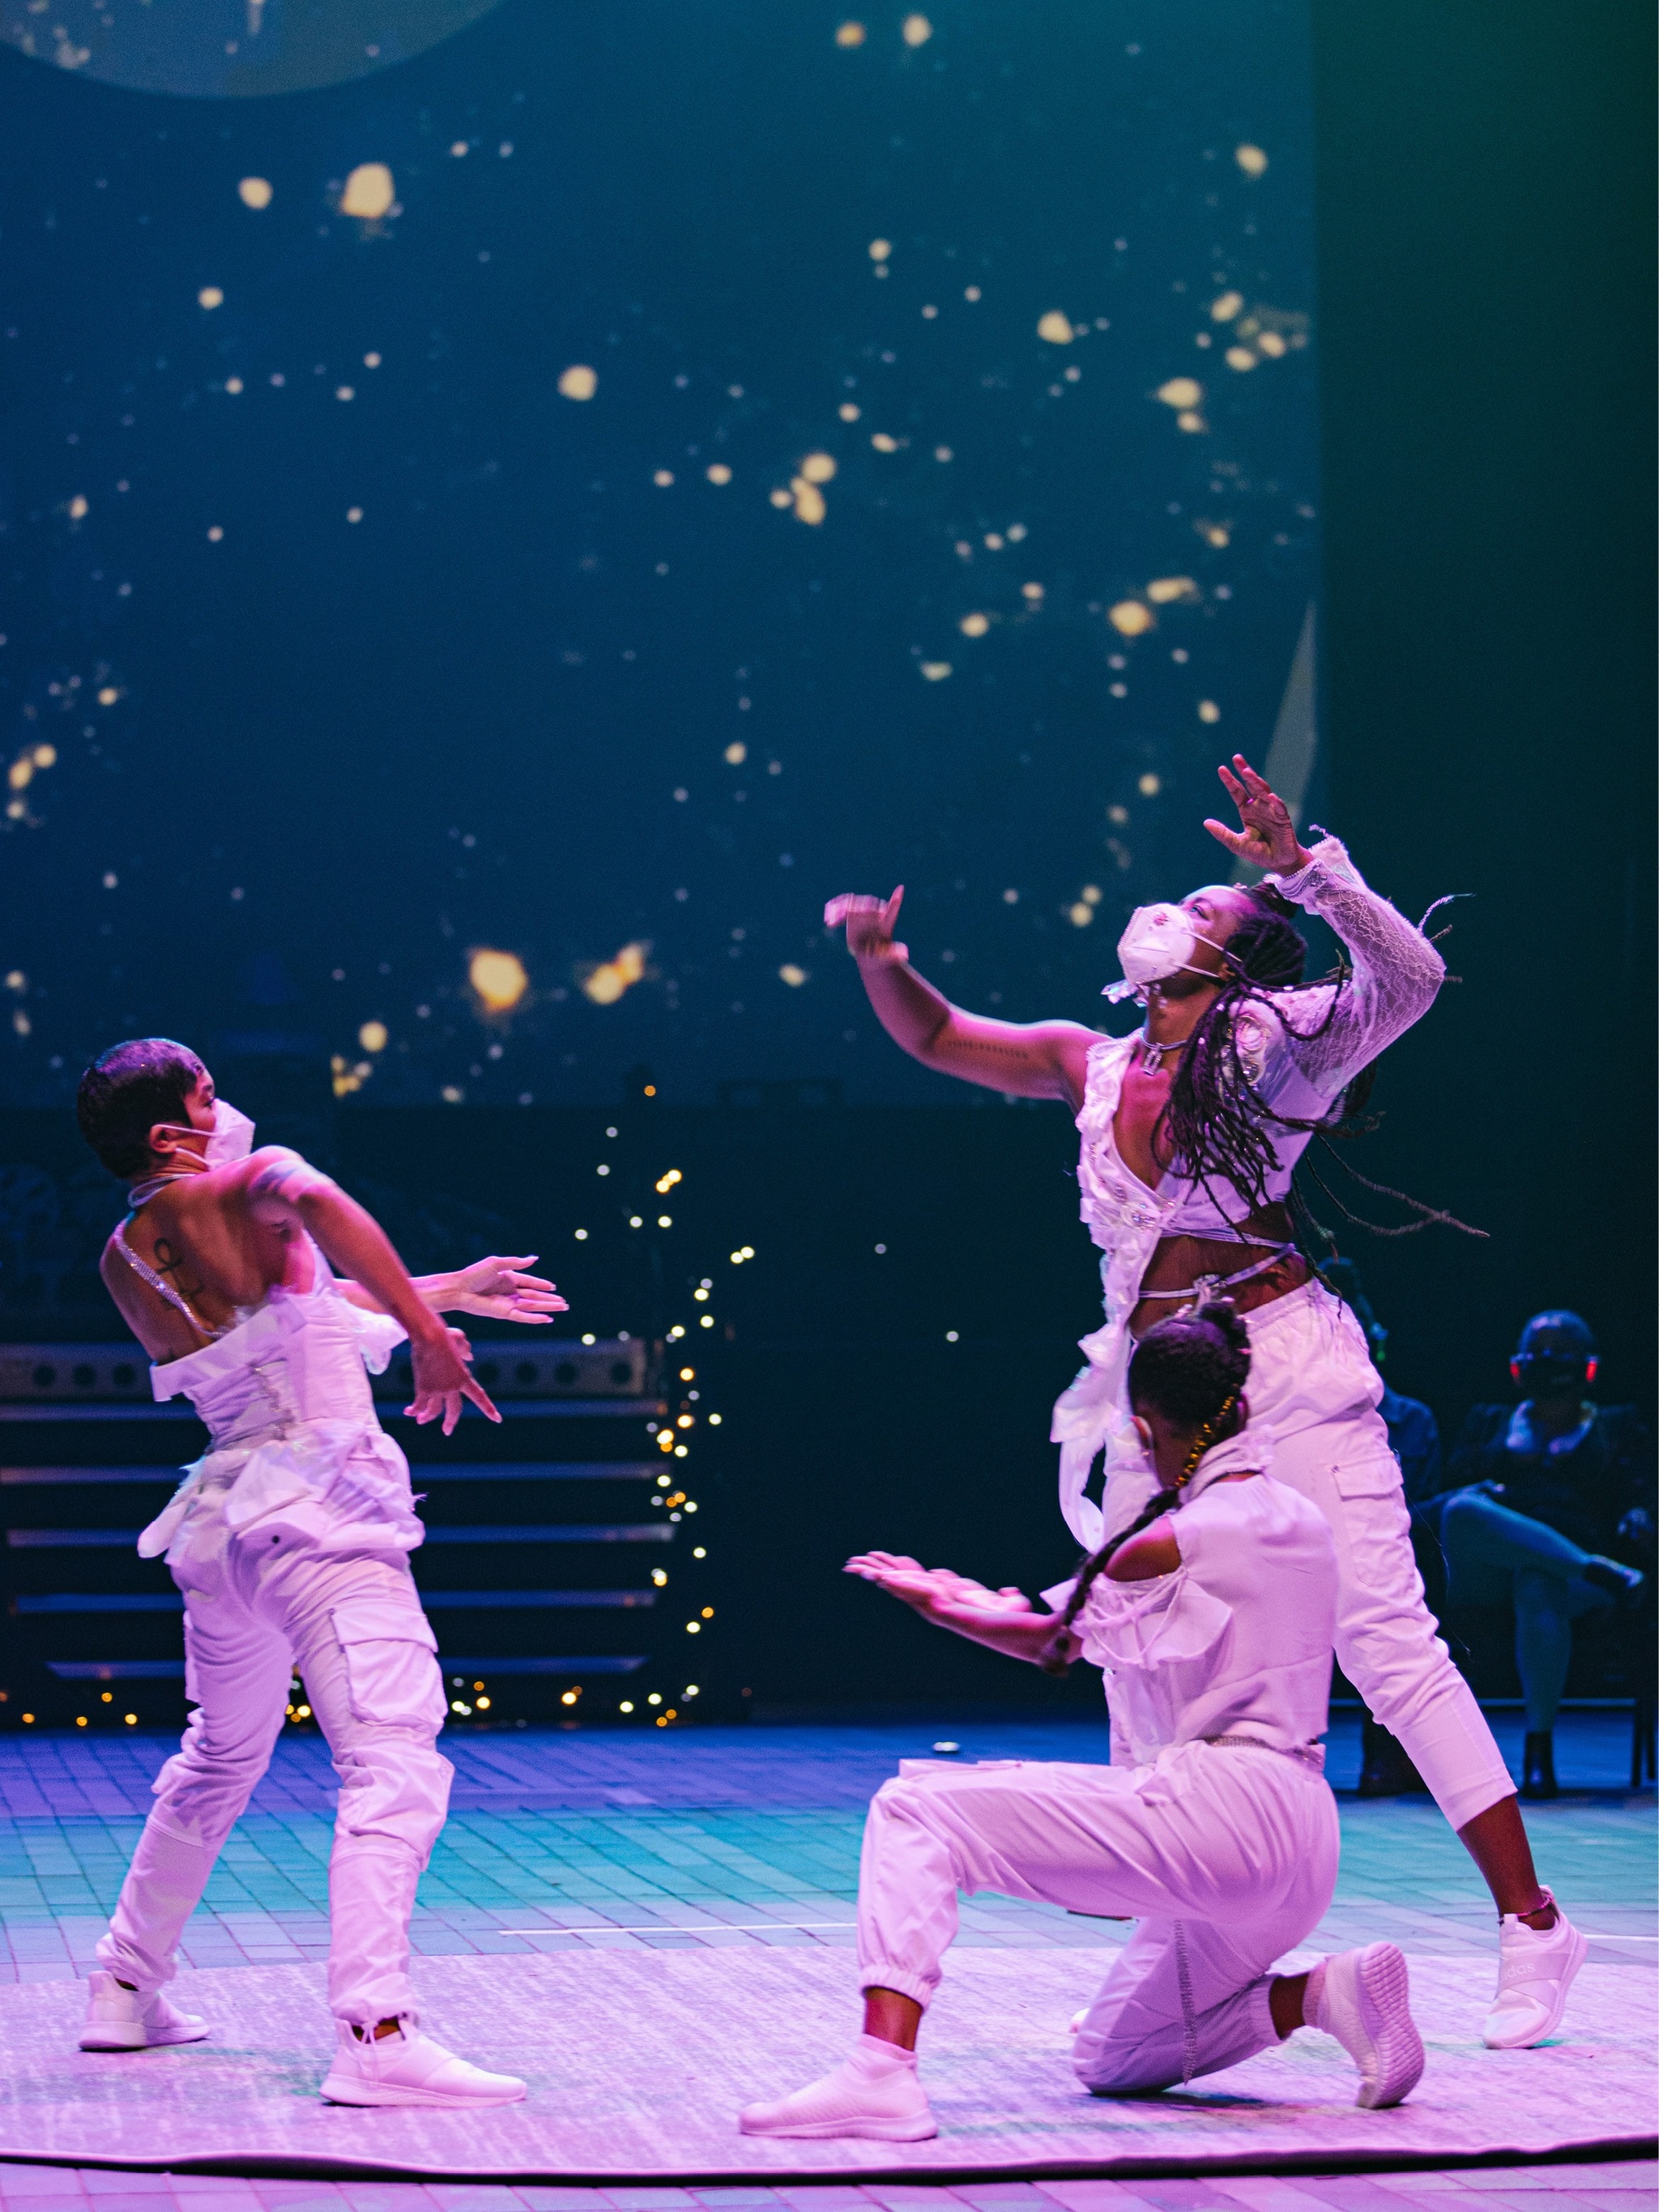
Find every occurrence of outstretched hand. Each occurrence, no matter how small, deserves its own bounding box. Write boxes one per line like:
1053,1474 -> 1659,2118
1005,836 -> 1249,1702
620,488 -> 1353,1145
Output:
845,1550 -> 1035,1620
444,1254 -> 567,1324
406,1324 -> 501,1437
1202,754 -> 1312,876
824,887 -> 908,964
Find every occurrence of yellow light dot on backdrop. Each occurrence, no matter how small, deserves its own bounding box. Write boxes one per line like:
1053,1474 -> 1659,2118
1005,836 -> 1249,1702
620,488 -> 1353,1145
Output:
1108,600 -> 1154,638
791,478 -> 825,525
1177,411 -> 1206,433
238,177 -> 273,210
653,469 -> 675,487
1068,903 -> 1094,928
1209,291 -> 1243,321
919,661 -> 953,681
1195,519 -> 1230,548
706,463 -> 732,485
838,402 -> 861,421
1226,346 -> 1258,372
339,163 -> 394,220
581,942 -> 648,1007
1155,378 -> 1202,410
868,238 -> 891,263
1021,582 -> 1044,601
870,432 -> 898,453
557,365 -> 597,401
1198,699 -> 1222,724
358,1021 -> 388,1054
8,762 -> 31,791
835,19 -> 866,45
768,487 -> 792,509
469,948 -> 528,1014
902,13 -> 932,44
1257,330 -> 1287,359
1036,311 -> 1074,344
198,286 -> 224,310
68,496 -> 87,519
97,686 -> 118,706
1139,772 -> 1162,797
799,452 -> 836,485
1235,143 -> 1269,177
958,612 -> 989,638
1146,576 -> 1200,604
778,964 -> 808,988
32,745 -> 55,769
723,742 -> 747,765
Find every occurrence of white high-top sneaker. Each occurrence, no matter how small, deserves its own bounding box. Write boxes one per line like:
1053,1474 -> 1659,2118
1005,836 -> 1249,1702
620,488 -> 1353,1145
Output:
1485,1890 -> 1589,2049
320,2020 -> 527,2107
79,1971 -> 209,2052
740,2035 -> 936,2141
1307,1943 -> 1425,2110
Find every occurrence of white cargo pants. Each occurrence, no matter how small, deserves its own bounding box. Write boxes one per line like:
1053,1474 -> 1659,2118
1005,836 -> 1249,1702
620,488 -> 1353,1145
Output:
96,1531 -> 452,2027
856,1745 -> 1339,2094
1104,1283 -> 1515,1833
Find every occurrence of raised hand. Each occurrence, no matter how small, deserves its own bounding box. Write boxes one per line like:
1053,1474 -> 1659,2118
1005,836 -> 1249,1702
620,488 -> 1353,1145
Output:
824,886 -> 908,964
846,1552 -> 1034,1616
406,1324 -> 501,1437
1202,754 -> 1311,875
443,1254 -> 567,1324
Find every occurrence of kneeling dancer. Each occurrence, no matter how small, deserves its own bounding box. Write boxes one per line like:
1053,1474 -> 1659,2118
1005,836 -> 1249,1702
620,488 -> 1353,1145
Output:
75,1038 -> 561,2107
740,1302 -> 1424,2141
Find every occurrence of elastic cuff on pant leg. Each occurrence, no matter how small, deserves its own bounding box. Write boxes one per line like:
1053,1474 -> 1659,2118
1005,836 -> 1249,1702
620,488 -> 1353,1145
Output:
1247,1973 -> 1282,2049
858,1968 -> 934,2010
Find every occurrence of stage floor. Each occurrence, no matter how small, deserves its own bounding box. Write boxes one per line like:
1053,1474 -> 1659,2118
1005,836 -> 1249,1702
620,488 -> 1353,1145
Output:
0,1710 -> 1645,2205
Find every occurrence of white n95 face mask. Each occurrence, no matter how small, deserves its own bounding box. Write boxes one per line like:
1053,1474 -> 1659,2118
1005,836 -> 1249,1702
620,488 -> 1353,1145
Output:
156,1097 -> 256,1168
200,1098 -> 256,1166
1103,903 -> 1230,1003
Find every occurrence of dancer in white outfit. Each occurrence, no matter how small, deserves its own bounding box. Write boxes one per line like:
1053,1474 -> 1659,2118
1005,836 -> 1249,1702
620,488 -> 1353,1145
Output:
72,1037 -> 564,2107
826,754 -> 1584,2050
740,1302 -> 1426,2141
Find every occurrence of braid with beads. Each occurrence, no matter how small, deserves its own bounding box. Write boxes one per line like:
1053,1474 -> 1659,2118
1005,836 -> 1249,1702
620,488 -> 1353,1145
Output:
1040,1301 -> 1252,1676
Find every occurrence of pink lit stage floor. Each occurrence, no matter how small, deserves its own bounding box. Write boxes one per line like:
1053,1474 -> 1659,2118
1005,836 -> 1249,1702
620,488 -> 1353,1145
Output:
0,1946 -> 1648,2183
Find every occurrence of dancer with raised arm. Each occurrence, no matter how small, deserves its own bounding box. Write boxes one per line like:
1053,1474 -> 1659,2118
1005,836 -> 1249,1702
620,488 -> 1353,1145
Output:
825,757 -> 1583,2051
740,1303 -> 1424,2140
73,1037 -> 565,2107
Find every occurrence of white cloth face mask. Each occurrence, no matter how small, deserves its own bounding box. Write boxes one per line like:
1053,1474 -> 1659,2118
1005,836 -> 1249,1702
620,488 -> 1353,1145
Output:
1103,903 -> 1230,1003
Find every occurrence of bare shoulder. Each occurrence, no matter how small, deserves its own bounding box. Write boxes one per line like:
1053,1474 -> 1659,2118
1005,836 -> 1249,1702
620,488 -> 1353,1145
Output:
1106,1521 -> 1183,1582
240,1147 -> 332,1206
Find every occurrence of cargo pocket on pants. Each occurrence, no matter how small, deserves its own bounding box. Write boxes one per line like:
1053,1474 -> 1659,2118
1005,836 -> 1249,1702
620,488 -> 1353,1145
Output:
331,1598 -> 446,1732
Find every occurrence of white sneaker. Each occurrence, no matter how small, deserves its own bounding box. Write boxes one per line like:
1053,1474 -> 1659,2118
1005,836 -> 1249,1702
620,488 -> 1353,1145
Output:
1311,1943 -> 1424,2109
79,1970 -> 209,2052
740,2041 -> 936,2141
1485,1890 -> 1588,2049
320,2021 -> 527,2107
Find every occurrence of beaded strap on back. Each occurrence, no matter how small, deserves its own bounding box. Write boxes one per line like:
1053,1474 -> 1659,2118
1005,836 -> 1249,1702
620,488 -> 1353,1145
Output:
111,1220 -> 230,1343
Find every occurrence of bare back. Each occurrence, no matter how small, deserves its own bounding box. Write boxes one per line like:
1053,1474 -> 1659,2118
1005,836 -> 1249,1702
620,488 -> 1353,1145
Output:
102,1148 -> 320,1360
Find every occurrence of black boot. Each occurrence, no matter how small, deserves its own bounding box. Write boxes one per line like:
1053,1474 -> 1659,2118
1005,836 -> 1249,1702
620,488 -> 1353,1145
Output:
1357,1715 -> 1429,1796
1520,1729 -> 1558,1800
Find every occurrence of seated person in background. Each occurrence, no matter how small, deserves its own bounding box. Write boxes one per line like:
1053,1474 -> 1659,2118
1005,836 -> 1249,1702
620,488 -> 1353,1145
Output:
1320,1257 -> 1440,1797
1438,1310 -> 1652,1800
738,1302 -> 1428,2142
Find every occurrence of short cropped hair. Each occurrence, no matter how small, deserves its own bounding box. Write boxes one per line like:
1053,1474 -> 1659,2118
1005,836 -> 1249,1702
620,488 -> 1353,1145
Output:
76,1039 -> 204,1178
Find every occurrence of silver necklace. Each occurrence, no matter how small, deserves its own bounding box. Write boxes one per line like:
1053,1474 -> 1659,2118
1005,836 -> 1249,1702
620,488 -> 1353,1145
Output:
1140,1027 -> 1194,1073
126,1168 -> 203,1211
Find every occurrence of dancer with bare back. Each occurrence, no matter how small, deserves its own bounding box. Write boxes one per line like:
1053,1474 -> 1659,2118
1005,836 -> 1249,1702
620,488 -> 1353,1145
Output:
825,756 -> 1584,2051
74,1037 -> 564,2107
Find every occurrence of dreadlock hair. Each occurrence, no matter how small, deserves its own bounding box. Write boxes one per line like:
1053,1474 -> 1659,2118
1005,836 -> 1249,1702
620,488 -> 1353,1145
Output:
1040,1300 -> 1252,1676
1156,886 -> 1372,1217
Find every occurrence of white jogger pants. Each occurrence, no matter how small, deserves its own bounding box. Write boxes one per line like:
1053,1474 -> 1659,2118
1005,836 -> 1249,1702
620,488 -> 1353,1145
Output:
96,1535 -> 452,2026
1104,1283 -> 1516,1834
855,1745 -> 1338,2094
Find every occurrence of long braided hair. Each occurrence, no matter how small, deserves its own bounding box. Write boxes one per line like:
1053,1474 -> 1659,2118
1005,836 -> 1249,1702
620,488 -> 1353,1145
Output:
1157,887 -> 1480,1241
1040,1300 -> 1252,1676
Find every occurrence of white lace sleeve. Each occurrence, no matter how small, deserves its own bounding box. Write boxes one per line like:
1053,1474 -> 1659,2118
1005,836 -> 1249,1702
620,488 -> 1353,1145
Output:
1261,835 -> 1444,1097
